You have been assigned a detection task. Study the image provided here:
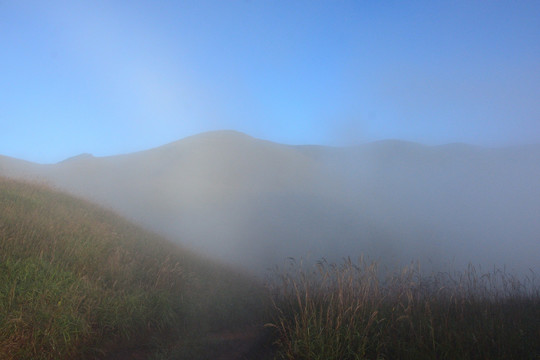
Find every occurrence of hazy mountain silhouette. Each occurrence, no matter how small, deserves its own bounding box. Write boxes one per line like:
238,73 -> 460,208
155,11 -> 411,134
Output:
2,131 -> 539,274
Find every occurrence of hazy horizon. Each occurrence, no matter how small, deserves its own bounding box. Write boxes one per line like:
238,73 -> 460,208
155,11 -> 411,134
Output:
3,129 -> 540,166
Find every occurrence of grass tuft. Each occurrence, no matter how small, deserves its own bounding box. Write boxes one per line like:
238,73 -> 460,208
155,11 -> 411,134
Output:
267,257 -> 540,360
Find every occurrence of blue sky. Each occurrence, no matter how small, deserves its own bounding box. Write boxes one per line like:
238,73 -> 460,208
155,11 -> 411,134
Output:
1,0 -> 539,163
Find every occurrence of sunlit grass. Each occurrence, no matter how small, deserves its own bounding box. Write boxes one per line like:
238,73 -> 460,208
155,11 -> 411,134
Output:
267,257 -> 540,360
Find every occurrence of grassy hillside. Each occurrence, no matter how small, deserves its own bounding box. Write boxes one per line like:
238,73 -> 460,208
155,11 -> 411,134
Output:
0,177 -> 270,359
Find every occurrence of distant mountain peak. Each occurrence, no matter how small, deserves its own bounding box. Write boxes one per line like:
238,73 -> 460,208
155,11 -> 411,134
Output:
185,130 -> 254,141
59,153 -> 94,164
160,130 -> 259,150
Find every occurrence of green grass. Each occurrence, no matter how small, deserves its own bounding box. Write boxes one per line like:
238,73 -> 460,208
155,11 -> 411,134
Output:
0,177 -> 269,359
267,257 -> 540,360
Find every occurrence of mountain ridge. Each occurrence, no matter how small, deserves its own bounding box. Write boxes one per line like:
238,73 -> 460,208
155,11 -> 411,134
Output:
1,130 -> 539,274
4,130 -> 538,166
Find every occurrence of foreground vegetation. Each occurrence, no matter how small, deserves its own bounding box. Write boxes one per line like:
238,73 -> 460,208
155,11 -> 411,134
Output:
2,177 -> 539,359
267,257 -> 540,360
0,177 -> 269,359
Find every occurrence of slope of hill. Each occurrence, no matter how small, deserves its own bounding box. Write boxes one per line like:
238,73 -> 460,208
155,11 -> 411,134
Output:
1,131 -> 539,274
0,177 -> 269,359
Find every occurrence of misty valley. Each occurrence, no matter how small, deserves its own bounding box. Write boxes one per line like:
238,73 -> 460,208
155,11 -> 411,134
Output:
1,131 -> 539,359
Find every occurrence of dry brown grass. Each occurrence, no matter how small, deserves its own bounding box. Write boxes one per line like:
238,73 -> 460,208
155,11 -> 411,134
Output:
267,257 -> 540,359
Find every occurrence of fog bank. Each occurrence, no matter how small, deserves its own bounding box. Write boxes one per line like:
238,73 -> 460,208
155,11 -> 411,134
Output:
2,131 -> 539,275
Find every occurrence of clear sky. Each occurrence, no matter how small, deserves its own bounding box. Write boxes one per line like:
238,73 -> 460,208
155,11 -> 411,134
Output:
1,0 -> 539,163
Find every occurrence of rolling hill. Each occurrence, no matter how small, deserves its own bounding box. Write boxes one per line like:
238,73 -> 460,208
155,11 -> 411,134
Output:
0,177 -> 269,359
1,131 -> 539,274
